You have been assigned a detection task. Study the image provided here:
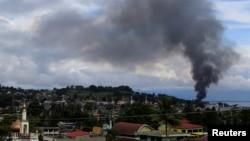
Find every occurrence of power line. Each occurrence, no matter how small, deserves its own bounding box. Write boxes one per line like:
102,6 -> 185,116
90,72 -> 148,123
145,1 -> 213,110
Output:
1,108 -> 249,122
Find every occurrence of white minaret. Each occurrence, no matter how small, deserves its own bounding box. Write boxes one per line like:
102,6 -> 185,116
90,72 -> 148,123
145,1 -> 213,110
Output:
20,103 -> 29,135
130,96 -> 134,104
21,103 -> 27,120
145,95 -> 148,104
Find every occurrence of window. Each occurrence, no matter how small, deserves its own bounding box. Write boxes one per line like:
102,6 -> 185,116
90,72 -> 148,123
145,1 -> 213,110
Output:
193,129 -> 198,132
140,135 -> 147,140
156,137 -> 162,141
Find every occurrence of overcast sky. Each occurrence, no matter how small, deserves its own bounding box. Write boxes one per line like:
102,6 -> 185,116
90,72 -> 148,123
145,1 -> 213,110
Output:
0,0 -> 249,102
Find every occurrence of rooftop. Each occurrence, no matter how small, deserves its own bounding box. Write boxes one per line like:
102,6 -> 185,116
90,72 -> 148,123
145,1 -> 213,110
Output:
171,119 -> 203,129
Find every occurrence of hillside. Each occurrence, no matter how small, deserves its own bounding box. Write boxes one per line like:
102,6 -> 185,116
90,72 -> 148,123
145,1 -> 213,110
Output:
0,84 -> 191,107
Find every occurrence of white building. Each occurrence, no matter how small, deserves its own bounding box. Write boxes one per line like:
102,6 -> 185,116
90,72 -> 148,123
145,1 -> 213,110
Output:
9,103 -> 39,141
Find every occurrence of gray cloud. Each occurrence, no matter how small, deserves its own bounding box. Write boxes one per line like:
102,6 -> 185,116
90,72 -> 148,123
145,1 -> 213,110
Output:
0,0 -> 63,15
32,0 -> 240,100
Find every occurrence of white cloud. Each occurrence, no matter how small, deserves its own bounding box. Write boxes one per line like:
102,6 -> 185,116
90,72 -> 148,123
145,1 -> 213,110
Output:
0,0 -> 249,98
212,0 -> 250,28
135,55 -> 192,83
218,45 -> 250,88
0,52 -> 38,88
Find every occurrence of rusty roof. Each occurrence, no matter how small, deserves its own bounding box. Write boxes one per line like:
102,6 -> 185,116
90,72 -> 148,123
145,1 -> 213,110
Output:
112,122 -> 149,135
171,119 -> 203,129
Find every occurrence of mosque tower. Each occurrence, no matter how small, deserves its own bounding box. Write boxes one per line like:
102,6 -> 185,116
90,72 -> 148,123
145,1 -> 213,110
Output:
10,102 -> 39,141
130,95 -> 134,104
145,95 -> 148,104
20,103 -> 29,136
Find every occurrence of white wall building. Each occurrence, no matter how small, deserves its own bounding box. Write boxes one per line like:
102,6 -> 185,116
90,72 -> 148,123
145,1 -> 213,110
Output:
9,103 -> 39,141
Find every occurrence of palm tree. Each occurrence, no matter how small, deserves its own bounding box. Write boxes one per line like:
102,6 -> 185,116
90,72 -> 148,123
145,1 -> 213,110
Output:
155,96 -> 182,140
106,129 -> 118,141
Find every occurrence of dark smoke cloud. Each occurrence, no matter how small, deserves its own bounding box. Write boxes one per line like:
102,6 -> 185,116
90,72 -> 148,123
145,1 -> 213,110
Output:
34,0 -> 239,101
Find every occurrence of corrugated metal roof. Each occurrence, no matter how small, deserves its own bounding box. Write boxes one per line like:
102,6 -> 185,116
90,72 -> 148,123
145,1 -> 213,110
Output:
67,131 -> 90,138
112,122 -> 148,135
171,119 -> 203,129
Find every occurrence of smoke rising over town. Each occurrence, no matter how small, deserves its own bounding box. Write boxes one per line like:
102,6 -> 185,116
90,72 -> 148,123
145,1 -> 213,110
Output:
33,0 -> 239,101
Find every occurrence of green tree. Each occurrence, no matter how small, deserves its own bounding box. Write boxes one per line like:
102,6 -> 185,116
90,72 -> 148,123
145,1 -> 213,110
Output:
183,104 -> 203,125
106,129 -> 118,141
154,96 -> 182,139
28,100 -> 43,117
0,114 -> 16,137
202,107 -> 221,126
117,103 -> 157,125
239,109 -> 250,125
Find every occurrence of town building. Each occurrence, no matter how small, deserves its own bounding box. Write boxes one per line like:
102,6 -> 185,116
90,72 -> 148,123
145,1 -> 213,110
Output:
111,121 -> 207,141
9,103 -> 39,141
112,122 -> 153,141
169,119 -> 204,136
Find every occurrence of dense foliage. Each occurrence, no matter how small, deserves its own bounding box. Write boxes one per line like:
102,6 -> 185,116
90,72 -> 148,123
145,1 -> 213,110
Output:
0,84 -> 250,139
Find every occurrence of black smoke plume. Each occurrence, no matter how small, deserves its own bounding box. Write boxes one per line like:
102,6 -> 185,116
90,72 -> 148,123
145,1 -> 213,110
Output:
35,0 -> 239,101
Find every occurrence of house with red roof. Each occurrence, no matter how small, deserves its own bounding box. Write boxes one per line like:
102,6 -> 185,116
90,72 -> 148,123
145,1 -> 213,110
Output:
112,122 -> 195,141
112,122 -> 154,141
169,119 -> 204,136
